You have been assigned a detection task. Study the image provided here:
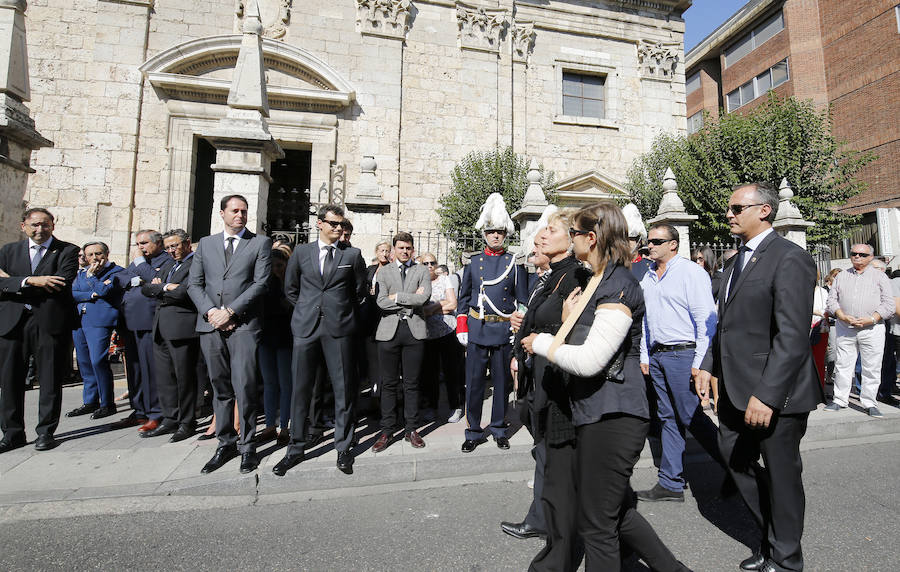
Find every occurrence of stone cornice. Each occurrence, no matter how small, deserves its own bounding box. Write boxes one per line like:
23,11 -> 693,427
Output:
456,2 -> 508,53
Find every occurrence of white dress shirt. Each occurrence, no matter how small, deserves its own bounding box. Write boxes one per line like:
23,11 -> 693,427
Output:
317,239 -> 338,274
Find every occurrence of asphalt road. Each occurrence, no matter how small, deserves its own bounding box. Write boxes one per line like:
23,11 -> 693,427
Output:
1,440 -> 897,571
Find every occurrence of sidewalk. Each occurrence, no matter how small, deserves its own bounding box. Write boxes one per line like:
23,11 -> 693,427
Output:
1,377 -> 899,508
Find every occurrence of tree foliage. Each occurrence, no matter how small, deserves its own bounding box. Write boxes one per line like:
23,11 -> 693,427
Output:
626,94 -> 876,245
437,147 -> 558,234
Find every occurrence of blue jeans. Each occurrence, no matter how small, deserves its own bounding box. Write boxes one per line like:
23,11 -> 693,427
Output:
259,342 -> 292,429
649,348 -> 722,492
73,325 -> 115,408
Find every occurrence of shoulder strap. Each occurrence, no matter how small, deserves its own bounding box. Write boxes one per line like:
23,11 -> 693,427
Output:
547,272 -> 603,361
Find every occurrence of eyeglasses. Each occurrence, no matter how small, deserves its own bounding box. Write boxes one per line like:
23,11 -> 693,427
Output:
568,228 -> 591,238
727,203 -> 764,215
319,219 -> 342,228
647,238 -> 674,246
422,261 -> 437,266
850,252 -> 872,258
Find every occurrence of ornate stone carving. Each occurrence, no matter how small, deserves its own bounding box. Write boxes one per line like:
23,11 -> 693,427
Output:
456,2 -> 507,53
355,0 -> 411,40
235,0 -> 292,40
637,40 -> 679,80
329,163 -> 346,206
510,20 -> 535,62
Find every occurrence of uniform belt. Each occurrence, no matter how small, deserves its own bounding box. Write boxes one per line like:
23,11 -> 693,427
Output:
469,309 -> 510,322
651,342 -> 696,353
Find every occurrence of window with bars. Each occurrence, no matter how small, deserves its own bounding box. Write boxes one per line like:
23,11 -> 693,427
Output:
726,58 -> 789,111
562,71 -> 605,119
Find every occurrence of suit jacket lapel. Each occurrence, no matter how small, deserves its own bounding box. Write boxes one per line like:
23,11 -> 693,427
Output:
323,245 -> 344,286
32,239 -> 59,276
307,242 -> 324,286
724,232 -> 778,310
224,231 -> 255,275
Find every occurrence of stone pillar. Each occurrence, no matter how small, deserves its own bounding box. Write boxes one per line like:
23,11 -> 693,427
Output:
345,154 -> 390,211
203,0 -> 283,235
648,167 -> 697,259
511,159 -> 550,255
772,177 -> 814,249
0,0 -> 51,244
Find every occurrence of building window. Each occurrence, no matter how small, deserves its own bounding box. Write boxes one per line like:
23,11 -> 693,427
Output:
686,72 -> 701,95
687,111 -> 704,134
726,58 -> 790,111
562,72 -> 605,119
724,11 -> 784,67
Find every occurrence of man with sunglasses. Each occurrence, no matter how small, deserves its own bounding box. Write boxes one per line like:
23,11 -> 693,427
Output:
825,243 -> 894,418
697,181 -> 823,572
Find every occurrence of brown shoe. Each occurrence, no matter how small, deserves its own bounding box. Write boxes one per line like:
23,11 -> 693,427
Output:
371,431 -> 391,453
255,427 -> 277,443
405,430 -> 425,449
110,412 -> 147,430
277,429 -> 290,445
138,419 -> 160,433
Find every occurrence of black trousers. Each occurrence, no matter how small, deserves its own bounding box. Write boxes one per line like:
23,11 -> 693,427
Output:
122,328 -> 160,420
0,313 -> 68,441
422,332 -> 464,411
379,321 -> 424,433
531,415 -> 685,572
308,363 -> 336,435
718,386 -> 809,571
154,335 -> 199,429
524,440 -> 547,531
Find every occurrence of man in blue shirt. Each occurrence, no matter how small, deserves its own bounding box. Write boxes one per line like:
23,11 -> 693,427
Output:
636,223 -> 722,502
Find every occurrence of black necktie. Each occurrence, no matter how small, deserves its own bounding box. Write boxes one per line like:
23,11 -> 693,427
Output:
323,245 -> 334,276
225,237 -> 236,265
727,246 -> 747,301
400,263 -> 408,285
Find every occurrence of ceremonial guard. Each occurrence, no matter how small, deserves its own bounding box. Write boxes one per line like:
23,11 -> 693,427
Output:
456,193 -> 528,452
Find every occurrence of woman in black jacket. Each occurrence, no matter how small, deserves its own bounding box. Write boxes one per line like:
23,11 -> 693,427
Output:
522,202 -> 688,572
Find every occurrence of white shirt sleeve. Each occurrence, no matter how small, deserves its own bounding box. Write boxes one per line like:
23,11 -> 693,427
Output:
532,306 -> 633,377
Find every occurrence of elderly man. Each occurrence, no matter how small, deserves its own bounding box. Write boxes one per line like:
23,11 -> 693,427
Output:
825,244 -> 894,418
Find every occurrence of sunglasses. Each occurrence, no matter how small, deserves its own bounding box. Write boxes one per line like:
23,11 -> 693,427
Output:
319,219 -> 342,228
568,228 -> 591,238
647,238 -> 674,246
422,261 -> 437,266
727,203 -> 764,215
850,252 -> 872,258
485,229 -> 507,236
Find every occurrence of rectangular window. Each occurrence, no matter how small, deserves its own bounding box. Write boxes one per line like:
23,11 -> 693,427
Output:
561,71 -> 605,119
724,10 -> 784,67
686,72 -> 701,95
770,59 -> 789,87
727,58 -> 790,111
727,89 -> 742,112
687,111 -> 704,134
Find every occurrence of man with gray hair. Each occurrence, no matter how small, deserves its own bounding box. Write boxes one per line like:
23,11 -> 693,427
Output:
826,243 -> 895,418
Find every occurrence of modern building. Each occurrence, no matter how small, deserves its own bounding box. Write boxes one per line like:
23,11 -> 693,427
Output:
3,0 -> 693,261
685,0 -> 900,259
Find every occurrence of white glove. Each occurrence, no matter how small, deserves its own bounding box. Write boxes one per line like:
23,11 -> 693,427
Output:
456,332 -> 468,346
130,276 -> 141,287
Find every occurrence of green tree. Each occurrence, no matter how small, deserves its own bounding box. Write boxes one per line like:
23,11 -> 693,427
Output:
626,94 -> 876,245
437,147 -> 558,234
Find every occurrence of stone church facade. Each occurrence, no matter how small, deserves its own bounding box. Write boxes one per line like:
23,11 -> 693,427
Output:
14,0 -> 691,260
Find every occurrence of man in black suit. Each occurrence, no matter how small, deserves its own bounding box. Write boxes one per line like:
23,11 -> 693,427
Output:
699,182 -> 824,572
140,229 -> 199,443
0,208 -> 79,452
274,204 -> 367,476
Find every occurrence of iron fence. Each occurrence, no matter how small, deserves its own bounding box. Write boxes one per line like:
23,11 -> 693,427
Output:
379,231 -> 522,271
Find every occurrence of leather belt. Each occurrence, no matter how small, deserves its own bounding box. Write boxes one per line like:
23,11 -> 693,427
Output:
469,309 -> 510,322
651,342 -> 696,354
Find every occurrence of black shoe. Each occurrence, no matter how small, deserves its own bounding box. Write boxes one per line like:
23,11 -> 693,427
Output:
239,452 -> 258,474
90,405 -> 117,420
636,483 -> 684,503
500,521 -> 546,540
461,437 -> 487,453
306,432 -> 325,448
34,434 -> 57,451
140,422 -> 178,438
495,436 -> 510,450
337,450 -> 354,474
200,445 -> 238,474
66,403 -> 99,417
739,552 -> 766,571
757,560 -> 779,572
273,453 -> 305,476
0,437 -> 27,454
169,427 -> 195,443
196,432 -> 216,441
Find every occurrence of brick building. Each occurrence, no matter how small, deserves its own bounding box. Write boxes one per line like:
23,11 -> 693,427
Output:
685,0 -> 900,258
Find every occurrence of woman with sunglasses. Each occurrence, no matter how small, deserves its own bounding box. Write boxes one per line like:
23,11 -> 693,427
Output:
691,245 -> 723,301
522,202 -> 688,572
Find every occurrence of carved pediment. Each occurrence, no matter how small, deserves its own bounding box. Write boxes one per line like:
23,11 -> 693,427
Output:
235,0 -> 292,40
555,169 -> 627,206
637,40 -> 680,81
355,0 -> 411,40
456,2 -> 507,53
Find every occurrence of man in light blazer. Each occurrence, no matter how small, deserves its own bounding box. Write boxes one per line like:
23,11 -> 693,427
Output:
698,182 -> 823,572
273,204 -> 367,477
370,232 -> 431,453
188,195 -> 271,475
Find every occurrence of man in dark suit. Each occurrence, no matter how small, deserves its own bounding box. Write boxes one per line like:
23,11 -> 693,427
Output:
112,230 -> 172,432
188,195 -> 271,474
274,204 -> 367,476
141,229 -> 199,443
0,208 -> 79,453
699,181 -> 824,572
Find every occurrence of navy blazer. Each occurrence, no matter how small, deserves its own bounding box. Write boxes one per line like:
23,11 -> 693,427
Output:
142,255 -> 198,341
73,264 -> 124,328
115,251 -> 173,332
457,251 -> 528,346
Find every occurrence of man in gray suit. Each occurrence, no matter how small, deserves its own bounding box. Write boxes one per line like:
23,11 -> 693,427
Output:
370,232 -> 431,453
273,204 -> 367,476
188,195 -> 271,475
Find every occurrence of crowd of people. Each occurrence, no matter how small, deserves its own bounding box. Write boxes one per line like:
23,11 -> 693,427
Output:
0,182 -> 897,571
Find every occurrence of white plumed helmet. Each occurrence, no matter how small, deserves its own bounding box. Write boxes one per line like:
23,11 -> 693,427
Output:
475,192 -> 515,235
521,204 -> 558,258
622,203 -> 647,243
